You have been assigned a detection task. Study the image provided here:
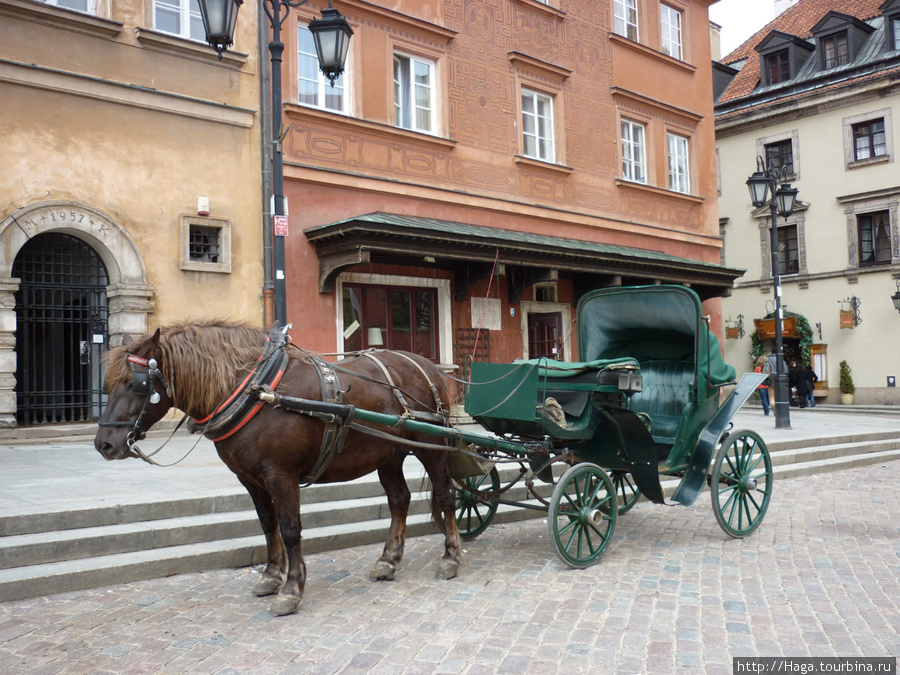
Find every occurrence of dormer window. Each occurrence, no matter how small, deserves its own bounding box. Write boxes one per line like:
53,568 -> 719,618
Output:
821,33 -> 850,68
881,0 -> 900,51
754,31 -> 814,89
765,50 -> 790,85
811,11 -> 874,71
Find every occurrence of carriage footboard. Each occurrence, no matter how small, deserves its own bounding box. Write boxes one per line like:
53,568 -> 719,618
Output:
669,371 -> 767,506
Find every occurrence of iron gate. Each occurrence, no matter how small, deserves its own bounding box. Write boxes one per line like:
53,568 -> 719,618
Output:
13,233 -> 109,425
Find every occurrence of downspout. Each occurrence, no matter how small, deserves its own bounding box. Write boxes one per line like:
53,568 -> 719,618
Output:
259,0 -> 275,328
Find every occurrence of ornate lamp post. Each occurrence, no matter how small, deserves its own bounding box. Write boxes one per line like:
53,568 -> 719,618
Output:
197,0 -> 352,327
747,158 -> 798,430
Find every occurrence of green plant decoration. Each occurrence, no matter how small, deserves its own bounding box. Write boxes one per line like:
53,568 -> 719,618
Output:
747,311 -> 813,368
839,360 -> 855,395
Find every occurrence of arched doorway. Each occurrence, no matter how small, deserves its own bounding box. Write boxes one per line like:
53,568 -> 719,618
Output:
13,233 -> 109,424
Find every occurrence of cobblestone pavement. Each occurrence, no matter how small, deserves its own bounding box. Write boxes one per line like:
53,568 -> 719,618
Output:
2,461 -> 898,675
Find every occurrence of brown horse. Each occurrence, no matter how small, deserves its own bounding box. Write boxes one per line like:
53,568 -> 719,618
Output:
93,320 -> 461,616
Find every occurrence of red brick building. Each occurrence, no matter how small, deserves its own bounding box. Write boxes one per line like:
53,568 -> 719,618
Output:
276,0 -> 736,378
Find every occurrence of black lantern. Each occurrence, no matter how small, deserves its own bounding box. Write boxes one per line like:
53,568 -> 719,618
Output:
746,168 -> 771,208
308,6 -> 354,86
892,279 -> 900,314
197,0 -> 243,59
775,182 -> 798,217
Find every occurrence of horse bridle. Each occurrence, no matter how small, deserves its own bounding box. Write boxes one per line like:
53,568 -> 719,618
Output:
98,355 -> 173,450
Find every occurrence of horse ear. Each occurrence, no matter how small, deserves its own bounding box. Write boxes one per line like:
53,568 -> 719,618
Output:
122,334 -> 133,346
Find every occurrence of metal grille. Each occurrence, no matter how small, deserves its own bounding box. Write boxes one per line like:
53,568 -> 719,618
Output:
13,233 -> 109,425
189,225 -> 220,263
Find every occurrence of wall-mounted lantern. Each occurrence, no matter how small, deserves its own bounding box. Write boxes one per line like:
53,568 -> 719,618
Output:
892,279 -> 900,314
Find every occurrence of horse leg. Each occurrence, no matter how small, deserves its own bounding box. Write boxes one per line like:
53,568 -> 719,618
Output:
415,450 -> 462,580
236,475 -> 286,597
371,453 -> 411,581
265,478 -> 306,616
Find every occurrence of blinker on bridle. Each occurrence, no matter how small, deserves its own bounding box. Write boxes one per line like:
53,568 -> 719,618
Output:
99,354 -> 173,449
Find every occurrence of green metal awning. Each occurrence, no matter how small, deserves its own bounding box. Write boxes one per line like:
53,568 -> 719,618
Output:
304,212 -> 744,301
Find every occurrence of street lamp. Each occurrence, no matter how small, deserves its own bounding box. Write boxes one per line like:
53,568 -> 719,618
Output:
746,157 -> 798,430
197,0 -> 352,327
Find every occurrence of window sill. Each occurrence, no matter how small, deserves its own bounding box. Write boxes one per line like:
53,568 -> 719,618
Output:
0,0 -> 122,38
510,0 -> 566,21
615,178 -> 704,203
136,27 -> 248,68
284,103 -> 457,152
608,33 -> 697,74
514,155 -> 573,175
846,154 -> 891,170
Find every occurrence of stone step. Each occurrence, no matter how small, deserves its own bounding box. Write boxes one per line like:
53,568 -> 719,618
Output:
1,432 -> 898,604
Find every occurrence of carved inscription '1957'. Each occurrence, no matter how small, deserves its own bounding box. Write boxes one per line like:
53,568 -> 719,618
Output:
20,206 -> 110,239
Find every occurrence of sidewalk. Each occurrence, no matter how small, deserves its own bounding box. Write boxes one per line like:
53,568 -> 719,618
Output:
1,405 -> 898,525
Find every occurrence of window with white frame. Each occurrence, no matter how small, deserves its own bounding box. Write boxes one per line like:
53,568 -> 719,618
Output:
521,88 -> 555,162
154,0 -> 205,41
298,24 -> 346,112
660,5 -> 683,60
620,119 -> 647,183
394,53 -> 435,134
614,0 -> 639,41
667,133 -> 690,194
40,0 -> 95,13
842,109 -> 893,168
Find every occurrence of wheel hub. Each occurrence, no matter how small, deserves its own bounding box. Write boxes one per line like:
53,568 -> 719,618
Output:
738,474 -> 757,492
580,506 -> 603,527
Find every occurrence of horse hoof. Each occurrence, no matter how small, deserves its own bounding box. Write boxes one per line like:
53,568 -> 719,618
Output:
435,559 -> 459,580
370,561 -> 396,581
253,576 -> 282,597
270,594 -> 302,616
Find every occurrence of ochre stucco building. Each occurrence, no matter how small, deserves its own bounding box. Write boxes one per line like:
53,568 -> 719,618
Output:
0,0 -> 264,426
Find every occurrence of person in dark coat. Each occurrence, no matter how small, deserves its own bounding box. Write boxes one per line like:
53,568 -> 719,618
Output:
804,364 -> 818,408
791,361 -> 809,408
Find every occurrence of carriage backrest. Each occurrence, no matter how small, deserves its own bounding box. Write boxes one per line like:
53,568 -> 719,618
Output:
576,285 -> 735,400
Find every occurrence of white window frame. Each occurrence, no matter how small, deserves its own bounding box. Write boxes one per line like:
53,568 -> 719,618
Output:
393,52 -> 435,134
667,132 -> 690,194
41,0 -> 96,13
521,88 -> 555,162
621,119 -> 647,184
660,4 -> 683,60
614,0 -> 639,41
842,108 -> 894,169
154,0 -> 205,41
298,23 -> 348,113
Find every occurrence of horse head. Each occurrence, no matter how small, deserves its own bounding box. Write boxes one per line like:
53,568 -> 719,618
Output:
94,328 -> 175,460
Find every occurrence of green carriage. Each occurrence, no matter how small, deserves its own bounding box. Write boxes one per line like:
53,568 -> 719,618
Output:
460,285 -> 772,568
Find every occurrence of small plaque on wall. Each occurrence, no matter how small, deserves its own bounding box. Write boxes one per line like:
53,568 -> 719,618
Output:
471,298 -> 502,331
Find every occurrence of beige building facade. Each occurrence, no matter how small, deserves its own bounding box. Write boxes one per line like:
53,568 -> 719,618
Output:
0,0 -> 264,426
715,0 -> 900,404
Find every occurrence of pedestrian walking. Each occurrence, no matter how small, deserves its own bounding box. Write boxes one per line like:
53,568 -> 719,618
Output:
754,355 -> 771,415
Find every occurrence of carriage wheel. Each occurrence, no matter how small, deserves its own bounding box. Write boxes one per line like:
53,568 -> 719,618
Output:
452,468 -> 500,540
710,429 -> 773,538
609,470 -> 641,514
548,463 -> 617,569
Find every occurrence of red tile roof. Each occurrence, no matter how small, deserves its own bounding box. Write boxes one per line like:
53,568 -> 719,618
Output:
718,0 -> 887,104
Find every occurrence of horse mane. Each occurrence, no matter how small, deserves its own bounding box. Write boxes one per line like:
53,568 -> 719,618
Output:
105,319 -> 267,416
